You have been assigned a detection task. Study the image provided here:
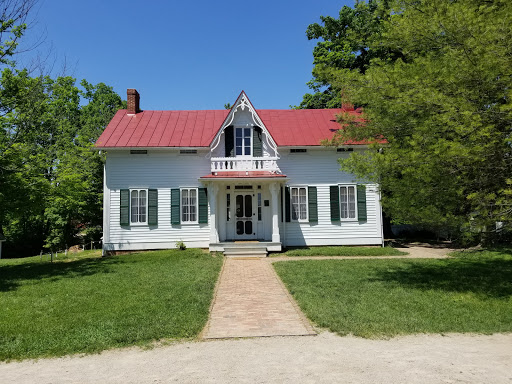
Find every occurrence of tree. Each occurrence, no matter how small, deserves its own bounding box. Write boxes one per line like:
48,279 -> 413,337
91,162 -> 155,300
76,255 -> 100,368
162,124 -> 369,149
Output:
325,0 -> 512,242
0,68 -> 48,254
295,0 -> 395,109
43,80 -> 124,251
0,0 -> 38,66
0,68 -> 124,256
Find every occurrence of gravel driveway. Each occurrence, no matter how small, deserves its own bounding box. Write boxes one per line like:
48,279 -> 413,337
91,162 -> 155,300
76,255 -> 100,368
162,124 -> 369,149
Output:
1,331 -> 511,383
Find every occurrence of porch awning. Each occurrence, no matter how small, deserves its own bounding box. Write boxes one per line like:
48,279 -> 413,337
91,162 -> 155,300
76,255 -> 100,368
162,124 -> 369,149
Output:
200,171 -> 287,179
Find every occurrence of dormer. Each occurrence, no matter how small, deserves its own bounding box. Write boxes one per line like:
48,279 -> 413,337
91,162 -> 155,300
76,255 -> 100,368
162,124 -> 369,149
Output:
210,91 -> 279,160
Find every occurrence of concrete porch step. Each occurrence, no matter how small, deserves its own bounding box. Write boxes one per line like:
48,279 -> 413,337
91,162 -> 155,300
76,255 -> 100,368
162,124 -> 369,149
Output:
224,249 -> 268,258
210,242 -> 281,253
222,243 -> 268,258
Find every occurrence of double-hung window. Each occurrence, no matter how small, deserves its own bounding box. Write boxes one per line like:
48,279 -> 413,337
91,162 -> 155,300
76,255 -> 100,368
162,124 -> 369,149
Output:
235,127 -> 251,156
181,188 -> 198,223
339,185 -> 357,219
290,186 -> 308,221
130,189 -> 147,224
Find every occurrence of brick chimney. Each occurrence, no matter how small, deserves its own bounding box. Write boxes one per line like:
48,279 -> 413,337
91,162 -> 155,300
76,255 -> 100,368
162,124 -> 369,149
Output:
340,91 -> 354,111
127,89 -> 140,114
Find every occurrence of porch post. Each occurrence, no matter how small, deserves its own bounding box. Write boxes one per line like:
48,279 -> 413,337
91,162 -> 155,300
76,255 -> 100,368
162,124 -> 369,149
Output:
208,183 -> 219,243
269,183 -> 281,243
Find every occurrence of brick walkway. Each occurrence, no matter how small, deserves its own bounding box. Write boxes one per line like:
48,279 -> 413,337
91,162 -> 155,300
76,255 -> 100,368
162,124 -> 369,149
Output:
202,258 -> 316,339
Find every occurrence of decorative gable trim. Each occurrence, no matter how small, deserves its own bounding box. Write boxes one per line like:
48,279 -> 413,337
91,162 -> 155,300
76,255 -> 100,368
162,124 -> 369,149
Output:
209,91 -> 279,157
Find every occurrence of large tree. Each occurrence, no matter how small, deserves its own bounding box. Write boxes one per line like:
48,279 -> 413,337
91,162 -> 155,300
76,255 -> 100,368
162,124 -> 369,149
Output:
295,0 -> 395,109
0,69 -> 124,256
0,0 -> 126,256
325,0 -> 512,242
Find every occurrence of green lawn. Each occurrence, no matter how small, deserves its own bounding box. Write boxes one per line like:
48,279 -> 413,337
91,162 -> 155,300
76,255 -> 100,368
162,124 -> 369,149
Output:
274,248 -> 512,337
282,246 -> 407,257
0,249 -> 223,361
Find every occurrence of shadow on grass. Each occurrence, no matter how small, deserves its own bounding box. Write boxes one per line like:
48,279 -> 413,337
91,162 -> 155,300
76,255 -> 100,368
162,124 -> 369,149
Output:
0,256 -> 122,292
372,255 -> 512,299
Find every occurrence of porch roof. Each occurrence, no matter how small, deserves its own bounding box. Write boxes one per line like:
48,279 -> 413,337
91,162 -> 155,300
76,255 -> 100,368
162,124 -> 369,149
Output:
200,171 -> 287,179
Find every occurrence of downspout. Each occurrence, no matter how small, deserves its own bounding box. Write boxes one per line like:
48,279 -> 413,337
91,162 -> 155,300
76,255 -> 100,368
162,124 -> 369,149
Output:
283,181 -> 286,248
102,160 -> 110,256
379,187 -> 384,247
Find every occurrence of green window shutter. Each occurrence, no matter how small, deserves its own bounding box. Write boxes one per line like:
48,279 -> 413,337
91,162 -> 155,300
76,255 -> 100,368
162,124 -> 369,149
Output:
120,189 -> 130,226
198,187 -> 208,224
253,126 -> 262,157
285,186 -> 291,222
148,189 -> 158,225
171,189 -> 180,225
357,185 -> 367,222
330,185 -> 340,221
224,126 -> 234,157
308,186 -> 318,223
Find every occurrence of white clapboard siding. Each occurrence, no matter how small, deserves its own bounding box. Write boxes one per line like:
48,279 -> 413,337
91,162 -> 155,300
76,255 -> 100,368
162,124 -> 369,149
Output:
282,185 -> 382,246
104,147 -> 383,250
279,148 -> 383,246
105,150 -> 211,250
279,148 -> 360,185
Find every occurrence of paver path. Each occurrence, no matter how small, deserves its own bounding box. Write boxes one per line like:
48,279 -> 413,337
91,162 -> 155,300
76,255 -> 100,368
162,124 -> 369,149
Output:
202,258 -> 316,339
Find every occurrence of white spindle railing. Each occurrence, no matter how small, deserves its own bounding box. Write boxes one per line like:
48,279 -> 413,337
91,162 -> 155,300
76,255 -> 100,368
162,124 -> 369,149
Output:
211,157 -> 280,173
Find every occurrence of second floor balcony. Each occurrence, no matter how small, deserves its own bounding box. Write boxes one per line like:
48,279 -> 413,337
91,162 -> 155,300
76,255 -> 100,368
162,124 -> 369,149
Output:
211,157 -> 280,174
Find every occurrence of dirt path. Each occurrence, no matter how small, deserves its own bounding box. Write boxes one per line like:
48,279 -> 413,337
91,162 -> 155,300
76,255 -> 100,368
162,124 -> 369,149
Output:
1,331 -> 510,383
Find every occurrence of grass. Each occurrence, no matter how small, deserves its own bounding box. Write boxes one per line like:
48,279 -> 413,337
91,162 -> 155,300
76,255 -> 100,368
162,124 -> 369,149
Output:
274,248 -> 512,338
0,249 -> 223,361
282,246 -> 407,257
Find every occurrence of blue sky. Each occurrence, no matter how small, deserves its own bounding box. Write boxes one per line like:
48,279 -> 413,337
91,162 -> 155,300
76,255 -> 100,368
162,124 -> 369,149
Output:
20,0 -> 353,110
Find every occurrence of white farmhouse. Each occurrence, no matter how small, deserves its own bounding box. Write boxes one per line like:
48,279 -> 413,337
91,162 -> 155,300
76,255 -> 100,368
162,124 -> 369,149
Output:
95,90 -> 384,256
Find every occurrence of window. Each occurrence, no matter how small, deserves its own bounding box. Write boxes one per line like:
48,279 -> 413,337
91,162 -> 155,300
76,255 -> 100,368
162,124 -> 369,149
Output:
130,189 -> 147,223
290,148 -> 307,153
337,148 -> 353,152
130,149 -> 147,155
290,187 -> 308,221
284,186 -> 317,223
340,185 -> 356,219
235,127 -> 251,156
121,189 -> 157,226
181,188 -> 198,223
180,149 -> 197,154
227,193 -> 231,221
257,193 -> 262,221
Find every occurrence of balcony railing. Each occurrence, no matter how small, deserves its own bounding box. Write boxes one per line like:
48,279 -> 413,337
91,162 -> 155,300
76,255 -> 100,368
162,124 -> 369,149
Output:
211,157 -> 280,173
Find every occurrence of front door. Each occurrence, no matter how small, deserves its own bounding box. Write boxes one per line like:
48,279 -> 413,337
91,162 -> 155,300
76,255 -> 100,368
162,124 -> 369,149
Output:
235,193 -> 256,239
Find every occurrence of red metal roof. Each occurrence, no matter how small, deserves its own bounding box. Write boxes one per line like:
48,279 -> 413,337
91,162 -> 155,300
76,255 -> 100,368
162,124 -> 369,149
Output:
95,108 -> 362,148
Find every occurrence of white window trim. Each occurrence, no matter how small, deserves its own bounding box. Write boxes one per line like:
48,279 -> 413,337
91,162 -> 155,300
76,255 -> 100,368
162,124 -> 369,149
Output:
339,184 -> 358,221
290,186 -> 309,222
180,187 -> 199,224
130,188 -> 148,226
235,126 -> 252,157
